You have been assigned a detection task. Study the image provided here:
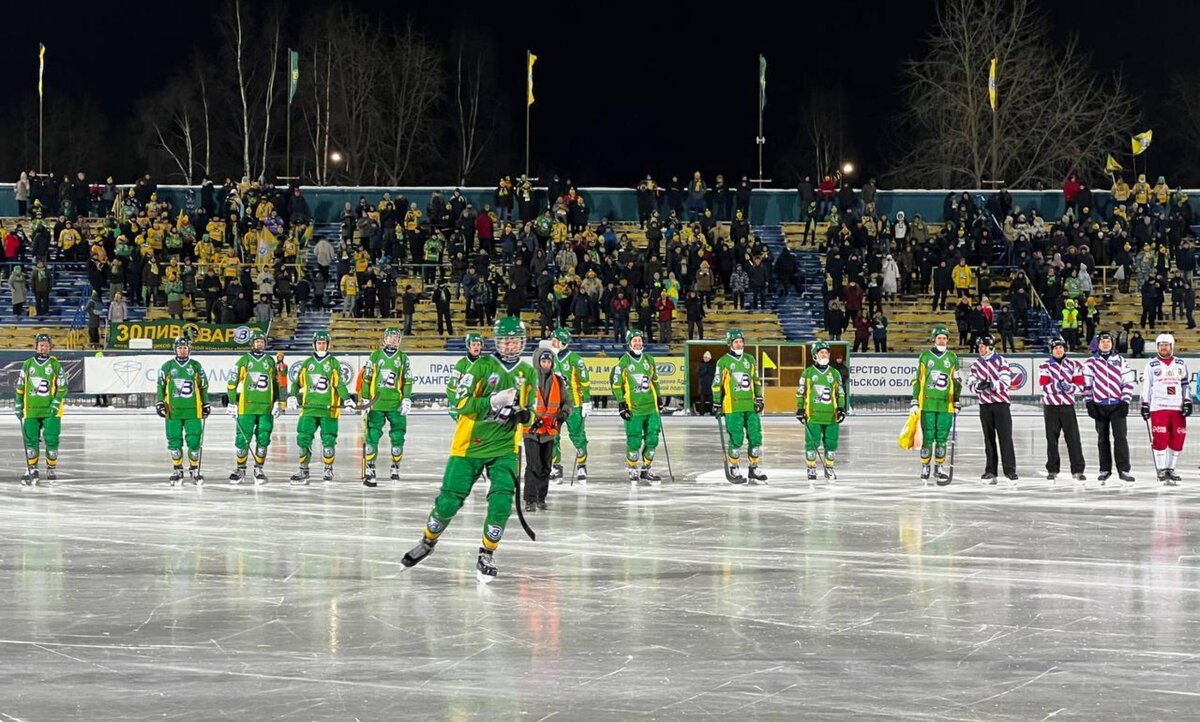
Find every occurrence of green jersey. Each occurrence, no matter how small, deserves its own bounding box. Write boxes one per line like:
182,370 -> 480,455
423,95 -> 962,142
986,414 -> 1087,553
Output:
912,348 -> 961,412
156,358 -> 209,420
447,352 -> 536,458
16,356 -> 68,419
712,352 -> 762,414
290,354 -> 351,418
227,352 -> 281,415
362,349 -> 412,412
797,364 -> 845,424
555,350 -> 591,405
446,354 -> 482,419
611,352 -> 661,415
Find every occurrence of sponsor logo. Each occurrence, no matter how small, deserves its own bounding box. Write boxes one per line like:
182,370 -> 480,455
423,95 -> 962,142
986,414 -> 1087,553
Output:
426,517 -> 444,533
232,326 -> 255,345
113,359 -> 143,388
487,373 -> 500,388
1009,363 -> 1027,391
485,524 -> 503,541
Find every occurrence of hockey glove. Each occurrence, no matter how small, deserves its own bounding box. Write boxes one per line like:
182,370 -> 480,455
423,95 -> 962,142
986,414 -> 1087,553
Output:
1140,402 -> 1151,420
155,401 -> 167,418
1085,402 -> 1097,419
202,403 -> 212,419
490,388 -> 517,412
953,400 -> 962,413
909,399 -> 919,413
227,403 -> 238,418
713,405 -> 725,418
975,379 -> 993,392
1056,380 -> 1075,395
658,397 -> 669,412
581,402 -> 592,419
618,402 -> 632,421
754,398 -> 765,414
795,410 -> 807,425
286,397 -> 299,411
342,397 -> 358,411
836,409 -> 847,424
514,408 -> 532,425
1185,400 -> 1194,418
400,398 -> 412,416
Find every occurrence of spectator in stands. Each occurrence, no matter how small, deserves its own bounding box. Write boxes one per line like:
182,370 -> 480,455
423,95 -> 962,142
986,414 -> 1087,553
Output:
1063,173 -> 1082,215
817,175 -> 836,220
837,180 -> 857,218
955,298 -> 971,347
294,273 -> 312,312
165,275 -> 185,319
997,304 -> 1017,353
400,285 -> 420,335
1140,276 -> 1159,329
736,176 -> 752,218
841,279 -> 863,321
1130,330 -> 1145,358
572,286 -> 593,335
852,309 -> 870,352
32,260 -> 51,316
824,299 -> 845,341
872,312 -> 889,352
339,270 -> 357,317
730,263 -> 749,310
255,294 -> 273,325
107,291 -> 127,328
433,281 -> 453,336
684,289 -> 705,340
748,256 -> 769,310
610,289 -> 630,343
695,351 -> 715,414
8,264 -> 26,316
314,235 -> 335,280
655,290 -> 675,344
686,171 -> 707,221
952,257 -> 974,299
932,259 -> 952,311
15,172 -> 30,217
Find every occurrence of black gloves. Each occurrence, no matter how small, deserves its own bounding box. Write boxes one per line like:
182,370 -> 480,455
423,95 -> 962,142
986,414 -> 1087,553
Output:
1141,402 -> 1151,420
619,402 -> 631,421
155,401 -> 167,418
836,409 -> 847,424
975,379 -> 993,392
754,398 -> 765,413
795,410 -> 807,425
202,403 -> 212,419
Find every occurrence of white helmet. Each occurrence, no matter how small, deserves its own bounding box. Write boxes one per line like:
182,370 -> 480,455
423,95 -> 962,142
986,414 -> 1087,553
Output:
1156,333 -> 1176,348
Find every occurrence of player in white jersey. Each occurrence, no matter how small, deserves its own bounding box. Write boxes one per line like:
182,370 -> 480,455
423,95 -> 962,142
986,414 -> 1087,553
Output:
1140,333 -> 1191,485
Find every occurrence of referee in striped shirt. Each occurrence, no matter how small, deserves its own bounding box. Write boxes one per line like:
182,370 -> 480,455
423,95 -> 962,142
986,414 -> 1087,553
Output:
1081,331 -> 1136,483
967,335 -> 1018,483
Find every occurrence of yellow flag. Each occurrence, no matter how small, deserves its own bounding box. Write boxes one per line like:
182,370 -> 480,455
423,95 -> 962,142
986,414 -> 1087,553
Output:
38,43 -> 45,98
761,351 -> 777,370
1105,154 -> 1123,173
988,58 -> 997,111
527,52 -> 537,106
1131,130 -> 1153,156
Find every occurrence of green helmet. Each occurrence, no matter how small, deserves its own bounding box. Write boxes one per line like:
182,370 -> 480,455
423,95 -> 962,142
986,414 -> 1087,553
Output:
250,331 -> 267,352
625,328 -> 645,346
34,333 -> 52,348
552,327 -> 573,348
811,340 -> 830,355
383,327 -> 402,349
173,336 -> 190,357
930,324 -> 950,342
464,332 -> 483,346
312,330 -> 331,352
493,317 -> 527,362
725,329 -> 745,347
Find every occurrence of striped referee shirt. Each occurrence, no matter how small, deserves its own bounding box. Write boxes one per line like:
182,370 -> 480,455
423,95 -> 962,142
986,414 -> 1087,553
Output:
968,352 -> 1012,404
1039,356 -> 1084,406
1081,353 -> 1134,405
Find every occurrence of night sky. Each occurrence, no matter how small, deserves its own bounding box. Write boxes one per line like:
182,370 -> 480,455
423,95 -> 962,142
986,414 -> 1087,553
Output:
9,0 -> 1200,186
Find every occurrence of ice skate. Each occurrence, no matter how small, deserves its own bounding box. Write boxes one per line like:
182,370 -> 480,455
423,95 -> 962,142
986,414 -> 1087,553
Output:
524,500 -> 537,512
1046,472 -> 1057,482
45,468 -> 56,483
389,463 -> 401,481
981,472 -> 997,485
640,467 -> 662,484
322,466 -> 334,483
191,469 -> 204,486
575,466 -> 588,484
747,466 -> 769,485
935,465 -> 951,486
1118,471 -> 1135,484
20,466 -> 38,485
1164,468 -> 1181,486
290,467 -> 310,485
1005,473 -> 1019,483
228,468 -> 245,485
920,464 -> 931,483
168,468 -> 184,486
823,465 -> 837,482
807,466 -> 818,482
1073,473 -> 1087,485
476,548 -> 497,584
252,466 -> 267,485
1097,471 -> 1111,483
627,467 -> 640,484
401,538 -> 436,567
363,464 -> 378,488
537,501 -> 549,512
549,464 -> 563,481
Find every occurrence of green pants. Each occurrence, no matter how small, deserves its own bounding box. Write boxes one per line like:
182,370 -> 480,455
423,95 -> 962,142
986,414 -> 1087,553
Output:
551,407 -> 589,466
365,410 -> 407,464
920,410 -> 954,464
804,421 -> 839,466
297,414 -> 340,466
624,413 -> 662,467
165,417 -> 205,468
422,454 -> 518,552
723,411 -> 763,464
22,416 -> 62,467
235,413 -> 275,466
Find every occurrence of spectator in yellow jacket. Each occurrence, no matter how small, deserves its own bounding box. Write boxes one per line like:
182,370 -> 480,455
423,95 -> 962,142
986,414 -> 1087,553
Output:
339,271 -> 358,317
952,258 -> 974,299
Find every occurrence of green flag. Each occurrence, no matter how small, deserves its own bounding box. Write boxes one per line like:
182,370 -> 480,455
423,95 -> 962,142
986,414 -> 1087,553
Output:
288,49 -> 299,104
758,54 -> 767,109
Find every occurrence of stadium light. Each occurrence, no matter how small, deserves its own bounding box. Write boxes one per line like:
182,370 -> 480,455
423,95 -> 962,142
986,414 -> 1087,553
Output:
842,162 -> 855,175
330,151 -> 344,164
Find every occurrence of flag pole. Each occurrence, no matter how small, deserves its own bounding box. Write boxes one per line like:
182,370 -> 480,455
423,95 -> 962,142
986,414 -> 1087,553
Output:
755,54 -> 767,188
38,43 -> 45,173
525,49 -> 532,179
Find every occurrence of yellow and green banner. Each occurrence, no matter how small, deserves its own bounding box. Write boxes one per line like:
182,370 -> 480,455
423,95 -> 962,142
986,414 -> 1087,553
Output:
107,320 -> 269,350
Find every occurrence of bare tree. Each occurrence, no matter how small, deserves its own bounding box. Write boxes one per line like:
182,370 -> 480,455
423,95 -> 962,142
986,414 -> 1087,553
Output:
379,21 -> 443,184
889,0 -> 1138,188
229,0 -> 251,177
453,47 -> 492,185
260,7 -> 282,181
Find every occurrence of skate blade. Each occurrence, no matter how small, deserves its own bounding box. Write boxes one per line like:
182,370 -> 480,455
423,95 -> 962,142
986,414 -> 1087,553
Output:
363,479 -> 378,488
476,571 -> 496,585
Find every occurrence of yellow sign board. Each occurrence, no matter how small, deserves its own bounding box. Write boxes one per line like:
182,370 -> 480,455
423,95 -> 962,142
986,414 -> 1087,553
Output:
582,356 -> 686,397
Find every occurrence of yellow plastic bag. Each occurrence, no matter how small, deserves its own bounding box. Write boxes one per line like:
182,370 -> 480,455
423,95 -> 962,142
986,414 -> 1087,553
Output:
898,409 -> 923,450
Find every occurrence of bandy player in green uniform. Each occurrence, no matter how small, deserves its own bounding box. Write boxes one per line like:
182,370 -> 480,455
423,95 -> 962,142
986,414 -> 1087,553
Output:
156,336 -> 210,486
287,331 -> 357,484
612,329 -> 664,484
796,341 -> 846,481
712,329 -> 767,483
912,324 -> 961,484
401,317 -> 536,583
226,332 -> 283,484
360,327 -> 413,485
15,333 -> 68,484
549,327 -> 591,483
447,332 -> 484,421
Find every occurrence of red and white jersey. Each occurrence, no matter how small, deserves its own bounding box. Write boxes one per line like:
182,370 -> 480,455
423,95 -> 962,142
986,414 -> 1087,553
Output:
1141,355 -> 1191,412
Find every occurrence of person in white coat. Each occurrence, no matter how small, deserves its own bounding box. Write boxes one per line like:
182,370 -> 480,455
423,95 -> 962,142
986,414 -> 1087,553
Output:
882,255 -> 900,300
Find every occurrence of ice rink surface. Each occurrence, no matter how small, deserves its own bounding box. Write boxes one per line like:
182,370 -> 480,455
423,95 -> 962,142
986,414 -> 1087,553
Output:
3,409 -> 1200,720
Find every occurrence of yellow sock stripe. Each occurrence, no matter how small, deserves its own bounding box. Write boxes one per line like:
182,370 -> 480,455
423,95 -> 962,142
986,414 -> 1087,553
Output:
480,535 -> 499,551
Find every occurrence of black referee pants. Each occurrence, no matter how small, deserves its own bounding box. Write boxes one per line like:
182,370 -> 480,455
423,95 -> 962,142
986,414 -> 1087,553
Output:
1090,402 -> 1130,473
978,402 -> 1017,476
1043,405 -> 1085,475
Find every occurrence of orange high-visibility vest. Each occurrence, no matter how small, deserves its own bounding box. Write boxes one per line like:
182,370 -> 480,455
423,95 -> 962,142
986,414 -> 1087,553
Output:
531,374 -> 565,437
